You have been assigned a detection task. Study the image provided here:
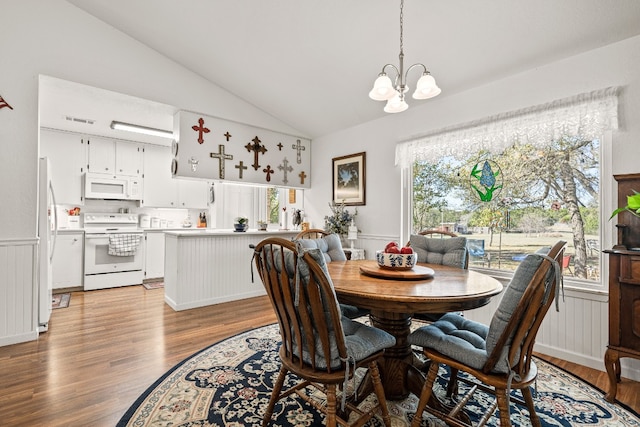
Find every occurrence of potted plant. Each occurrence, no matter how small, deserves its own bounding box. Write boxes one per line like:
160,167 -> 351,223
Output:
257,220 -> 268,231
234,216 -> 249,232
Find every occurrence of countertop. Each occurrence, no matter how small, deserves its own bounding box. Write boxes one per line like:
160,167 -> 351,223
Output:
164,229 -> 299,237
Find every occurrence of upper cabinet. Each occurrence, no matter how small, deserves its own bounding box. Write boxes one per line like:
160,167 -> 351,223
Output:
142,144 -> 211,209
87,137 -> 142,177
40,129 -> 86,205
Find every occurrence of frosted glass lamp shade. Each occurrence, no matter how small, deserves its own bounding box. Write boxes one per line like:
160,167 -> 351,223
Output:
369,74 -> 396,101
384,93 -> 409,113
412,73 -> 441,100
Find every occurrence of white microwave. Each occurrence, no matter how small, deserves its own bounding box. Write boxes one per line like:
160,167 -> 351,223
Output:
84,173 -> 142,201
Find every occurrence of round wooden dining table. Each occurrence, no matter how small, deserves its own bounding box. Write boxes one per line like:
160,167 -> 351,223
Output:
327,259 -> 504,400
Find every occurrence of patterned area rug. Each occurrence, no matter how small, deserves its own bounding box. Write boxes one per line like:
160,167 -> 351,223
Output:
118,323 -> 640,426
52,293 -> 70,309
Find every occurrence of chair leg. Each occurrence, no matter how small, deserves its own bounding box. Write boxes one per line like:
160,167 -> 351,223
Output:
495,389 -> 512,427
368,361 -> 392,427
411,362 -> 439,427
521,387 -> 541,427
326,384 -> 337,427
262,366 -> 288,427
446,367 -> 459,398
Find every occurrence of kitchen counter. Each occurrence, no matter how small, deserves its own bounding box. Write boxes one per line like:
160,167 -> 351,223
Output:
163,230 -> 298,311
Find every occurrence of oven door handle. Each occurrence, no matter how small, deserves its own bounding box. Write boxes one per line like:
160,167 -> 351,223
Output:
85,233 -> 144,239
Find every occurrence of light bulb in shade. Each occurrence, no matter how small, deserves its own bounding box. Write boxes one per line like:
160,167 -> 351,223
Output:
369,74 -> 396,101
384,93 -> 409,113
412,73 -> 441,100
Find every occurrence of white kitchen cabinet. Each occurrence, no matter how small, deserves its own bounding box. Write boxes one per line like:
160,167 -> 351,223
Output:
52,232 -> 84,289
142,144 -> 177,207
177,179 -> 212,209
40,129 -> 86,205
144,231 -> 165,280
142,144 -> 211,208
87,137 -> 142,176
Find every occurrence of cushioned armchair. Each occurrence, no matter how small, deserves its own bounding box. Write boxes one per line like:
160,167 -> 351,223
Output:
253,237 -> 395,427
408,241 -> 566,427
295,232 -> 369,320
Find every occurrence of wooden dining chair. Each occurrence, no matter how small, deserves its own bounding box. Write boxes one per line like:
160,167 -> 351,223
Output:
408,240 -> 566,427
253,237 -> 395,427
294,230 -> 369,320
409,230 -> 469,322
295,228 -> 330,239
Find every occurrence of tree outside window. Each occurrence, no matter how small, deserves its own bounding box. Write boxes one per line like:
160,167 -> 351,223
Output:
412,137 -> 600,281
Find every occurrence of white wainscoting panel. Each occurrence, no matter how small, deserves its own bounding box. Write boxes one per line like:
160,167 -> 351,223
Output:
0,238 -> 38,347
164,231 -> 298,311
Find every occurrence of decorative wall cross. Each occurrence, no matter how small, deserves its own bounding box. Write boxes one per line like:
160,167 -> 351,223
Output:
192,117 -> 210,144
292,139 -> 305,164
0,95 -> 13,110
278,157 -> 294,185
224,131 -> 232,141
298,170 -> 307,185
210,144 -> 233,179
263,165 -> 274,182
277,142 -> 283,151
245,136 -> 268,170
235,161 -> 248,179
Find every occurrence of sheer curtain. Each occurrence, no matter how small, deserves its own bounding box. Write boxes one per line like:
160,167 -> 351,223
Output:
395,87 -> 620,168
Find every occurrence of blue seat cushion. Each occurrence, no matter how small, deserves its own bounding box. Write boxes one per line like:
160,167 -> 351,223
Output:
296,233 -> 347,262
408,313 -> 491,371
409,235 -> 467,268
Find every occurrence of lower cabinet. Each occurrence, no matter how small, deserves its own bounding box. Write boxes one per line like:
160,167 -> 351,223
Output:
52,232 -> 84,289
144,231 -> 165,280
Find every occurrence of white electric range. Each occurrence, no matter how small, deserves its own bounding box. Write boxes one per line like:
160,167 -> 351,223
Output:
83,213 -> 144,290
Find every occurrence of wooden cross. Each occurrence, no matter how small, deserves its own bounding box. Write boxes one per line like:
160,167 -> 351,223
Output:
278,157 -> 294,185
192,117 -> 210,144
298,170 -> 307,185
277,142 -> 283,151
223,131 -> 232,141
245,136 -> 268,170
292,139 -> 306,164
235,161 -> 248,179
263,165 -> 274,182
210,144 -> 233,179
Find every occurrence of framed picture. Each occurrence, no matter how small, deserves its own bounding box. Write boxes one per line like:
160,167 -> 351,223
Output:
332,152 -> 366,206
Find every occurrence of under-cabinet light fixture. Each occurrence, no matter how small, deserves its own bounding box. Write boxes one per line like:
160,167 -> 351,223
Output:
110,120 -> 174,139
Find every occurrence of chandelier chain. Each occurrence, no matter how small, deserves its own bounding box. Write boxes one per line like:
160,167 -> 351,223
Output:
399,0 -> 404,54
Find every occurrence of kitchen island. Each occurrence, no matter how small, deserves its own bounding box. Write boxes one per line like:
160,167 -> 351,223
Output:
164,229 -> 298,311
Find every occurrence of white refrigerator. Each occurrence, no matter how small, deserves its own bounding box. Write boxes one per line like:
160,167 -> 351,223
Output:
38,157 -> 58,332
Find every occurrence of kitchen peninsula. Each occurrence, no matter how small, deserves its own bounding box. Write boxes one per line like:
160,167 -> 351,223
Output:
163,229 -> 298,311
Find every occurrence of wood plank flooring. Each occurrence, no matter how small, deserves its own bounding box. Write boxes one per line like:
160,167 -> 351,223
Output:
0,285 -> 637,426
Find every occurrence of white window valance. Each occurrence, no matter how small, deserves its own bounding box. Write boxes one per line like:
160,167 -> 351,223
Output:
395,87 -> 620,168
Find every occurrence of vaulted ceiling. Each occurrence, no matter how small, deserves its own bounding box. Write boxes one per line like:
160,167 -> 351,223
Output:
65,0 -> 640,139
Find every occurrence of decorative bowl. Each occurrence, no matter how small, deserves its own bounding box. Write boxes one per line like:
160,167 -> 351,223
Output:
376,250 -> 416,270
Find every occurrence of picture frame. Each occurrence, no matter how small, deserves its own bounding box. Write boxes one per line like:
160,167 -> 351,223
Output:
332,152 -> 366,206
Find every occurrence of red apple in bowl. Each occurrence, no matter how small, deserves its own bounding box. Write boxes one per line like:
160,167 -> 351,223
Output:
400,246 -> 413,254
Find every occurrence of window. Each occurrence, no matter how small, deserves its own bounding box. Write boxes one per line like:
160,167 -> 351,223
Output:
266,187 -> 280,224
412,137 -> 601,282
397,88 -> 619,287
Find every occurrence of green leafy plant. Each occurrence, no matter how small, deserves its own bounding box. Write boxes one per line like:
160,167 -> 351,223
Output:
324,201 -> 357,236
234,216 -> 248,225
610,190 -> 640,220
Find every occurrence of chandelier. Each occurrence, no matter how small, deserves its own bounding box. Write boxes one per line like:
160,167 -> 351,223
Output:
368,0 -> 441,113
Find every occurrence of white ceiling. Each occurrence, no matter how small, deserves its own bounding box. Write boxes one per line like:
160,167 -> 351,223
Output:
60,0 -> 640,140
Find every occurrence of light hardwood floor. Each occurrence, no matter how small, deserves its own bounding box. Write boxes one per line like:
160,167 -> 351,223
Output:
0,285 -> 637,426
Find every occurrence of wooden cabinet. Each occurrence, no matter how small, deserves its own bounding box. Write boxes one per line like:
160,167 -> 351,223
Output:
52,232 -> 84,289
144,231 -> 165,280
604,174 -> 640,402
87,137 -> 142,176
40,129 -> 86,205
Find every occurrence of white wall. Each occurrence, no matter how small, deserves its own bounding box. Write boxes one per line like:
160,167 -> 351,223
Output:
0,0 -> 304,344
306,35 -> 640,375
